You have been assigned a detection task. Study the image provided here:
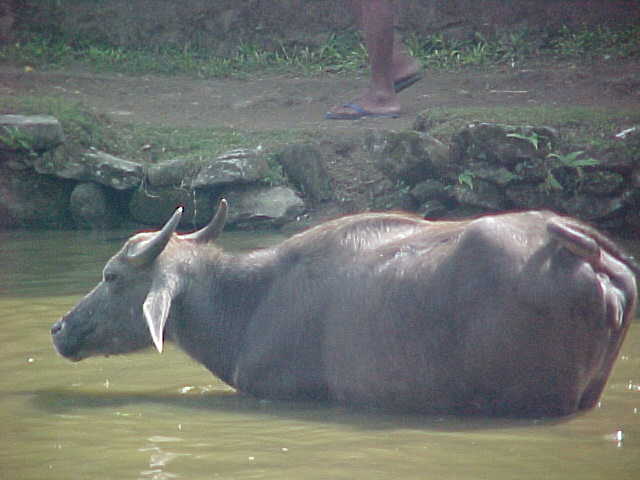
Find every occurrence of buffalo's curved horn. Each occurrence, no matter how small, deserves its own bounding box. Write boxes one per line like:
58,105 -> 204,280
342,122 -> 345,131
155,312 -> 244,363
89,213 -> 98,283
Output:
183,198 -> 228,244
128,207 -> 183,265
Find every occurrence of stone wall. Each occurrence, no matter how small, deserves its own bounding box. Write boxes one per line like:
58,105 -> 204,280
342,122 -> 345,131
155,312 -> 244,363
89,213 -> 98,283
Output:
2,113 -> 639,234
373,122 -> 640,232
0,115 -> 305,229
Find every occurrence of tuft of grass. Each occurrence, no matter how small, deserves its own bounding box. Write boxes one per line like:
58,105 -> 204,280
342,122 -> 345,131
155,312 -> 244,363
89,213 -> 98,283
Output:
0,32 -> 368,78
0,95 -> 114,150
2,25 -> 637,79
118,123 -> 309,164
405,24 -> 639,69
550,25 -> 640,60
0,95 -> 311,165
0,126 -> 39,153
404,30 -> 539,69
418,105 -> 640,152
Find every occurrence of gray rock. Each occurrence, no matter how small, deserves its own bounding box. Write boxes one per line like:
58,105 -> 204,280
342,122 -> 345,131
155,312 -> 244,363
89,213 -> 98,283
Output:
419,199 -> 449,218
192,148 -> 270,189
466,160 -> 521,186
625,208 -> 640,232
578,171 -> 625,196
128,184 -> 215,228
410,179 -> 448,203
82,150 -> 144,190
225,185 -> 305,228
442,205 -> 487,219
371,189 -> 418,212
512,157 -> 547,183
0,151 -> 32,170
451,123 -> 558,167
372,131 -> 450,186
0,164 -> 72,228
598,126 -> 640,171
632,166 -> 640,188
34,148 -> 143,190
503,183 -> 624,221
452,179 -> 506,211
146,157 -> 198,187
505,184 -> 558,210
70,182 -> 120,229
275,143 -> 333,203
558,194 -> 625,220
0,114 -> 64,153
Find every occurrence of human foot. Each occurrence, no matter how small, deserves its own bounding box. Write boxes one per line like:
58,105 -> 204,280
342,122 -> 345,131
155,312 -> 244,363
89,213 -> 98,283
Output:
325,90 -> 401,120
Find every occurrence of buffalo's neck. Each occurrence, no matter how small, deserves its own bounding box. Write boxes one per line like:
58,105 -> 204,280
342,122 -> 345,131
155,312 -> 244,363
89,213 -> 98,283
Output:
168,248 -> 277,386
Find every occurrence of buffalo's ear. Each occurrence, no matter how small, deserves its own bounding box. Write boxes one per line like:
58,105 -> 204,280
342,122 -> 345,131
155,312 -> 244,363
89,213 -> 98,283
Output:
143,274 -> 181,353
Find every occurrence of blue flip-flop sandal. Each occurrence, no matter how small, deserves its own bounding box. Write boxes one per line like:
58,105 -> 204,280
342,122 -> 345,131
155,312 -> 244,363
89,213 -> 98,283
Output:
325,103 -> 400,120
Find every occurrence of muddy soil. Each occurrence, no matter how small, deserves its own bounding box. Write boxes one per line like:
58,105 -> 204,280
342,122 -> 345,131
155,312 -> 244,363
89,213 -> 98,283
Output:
1,59 -> 639,134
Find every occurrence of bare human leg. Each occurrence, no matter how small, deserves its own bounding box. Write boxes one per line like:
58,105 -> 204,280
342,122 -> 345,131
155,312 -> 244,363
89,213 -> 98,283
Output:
325,0 -> 421,119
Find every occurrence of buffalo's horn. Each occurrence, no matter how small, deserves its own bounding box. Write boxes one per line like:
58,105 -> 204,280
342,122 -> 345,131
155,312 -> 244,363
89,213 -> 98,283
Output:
128,207 -> 183,265
184,198 -> 228,243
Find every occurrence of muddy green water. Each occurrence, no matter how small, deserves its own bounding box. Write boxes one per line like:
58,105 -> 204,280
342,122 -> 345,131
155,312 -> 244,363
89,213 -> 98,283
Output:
1,229 -> 639,480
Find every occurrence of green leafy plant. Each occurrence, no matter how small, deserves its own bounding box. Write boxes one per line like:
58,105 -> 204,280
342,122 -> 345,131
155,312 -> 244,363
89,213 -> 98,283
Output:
458,170 -> 476,190
547,150 -> 599,169
0,126 -> 37,154
261,152 -> 287,187
506,131 -> 541,150
541,150 -> 599,192
541,170 -> 563,192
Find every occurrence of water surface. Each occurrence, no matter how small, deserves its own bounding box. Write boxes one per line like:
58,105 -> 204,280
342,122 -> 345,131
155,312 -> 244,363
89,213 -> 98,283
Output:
1,229 -> 639,480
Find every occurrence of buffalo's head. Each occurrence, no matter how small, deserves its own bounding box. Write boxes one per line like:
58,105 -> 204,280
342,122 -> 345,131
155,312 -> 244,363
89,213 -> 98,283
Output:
51,200 -> 228,361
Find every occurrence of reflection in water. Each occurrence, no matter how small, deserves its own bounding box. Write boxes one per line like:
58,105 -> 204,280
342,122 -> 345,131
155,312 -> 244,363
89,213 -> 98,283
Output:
0,229 -> 639,480
140,436 -> 190,480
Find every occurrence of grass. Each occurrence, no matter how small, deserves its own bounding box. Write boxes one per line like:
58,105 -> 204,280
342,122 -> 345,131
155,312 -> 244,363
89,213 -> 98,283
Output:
551,25 -> 640,61
405,25 -> 639,69
0,95 -> 309,165
418,105 -> 640,153
0,96 -> 114,150
403,30 -> 539,69
1,32 -> 368,78
1,24 -> 637,79
2,100 -> 637,175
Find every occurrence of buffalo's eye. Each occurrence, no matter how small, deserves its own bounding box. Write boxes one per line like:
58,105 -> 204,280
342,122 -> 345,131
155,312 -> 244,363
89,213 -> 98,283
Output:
103,272 -> 119,283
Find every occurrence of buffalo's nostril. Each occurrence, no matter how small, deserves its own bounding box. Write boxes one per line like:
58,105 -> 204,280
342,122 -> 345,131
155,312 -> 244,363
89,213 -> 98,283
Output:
51,320 -> 64,336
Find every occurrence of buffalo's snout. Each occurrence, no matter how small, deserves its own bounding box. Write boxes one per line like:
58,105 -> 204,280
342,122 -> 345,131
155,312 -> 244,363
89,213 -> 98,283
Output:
51,319 -> 64,337
51,316 -> 83,361
51,317 -> 68,356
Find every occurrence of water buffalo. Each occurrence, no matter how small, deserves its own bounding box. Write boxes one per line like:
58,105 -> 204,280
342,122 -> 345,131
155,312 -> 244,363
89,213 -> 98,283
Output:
52,200 -> 638,416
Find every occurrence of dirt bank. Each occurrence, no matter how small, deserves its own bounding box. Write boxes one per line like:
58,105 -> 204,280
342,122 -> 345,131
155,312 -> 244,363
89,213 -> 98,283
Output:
1,58 -> 639,134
